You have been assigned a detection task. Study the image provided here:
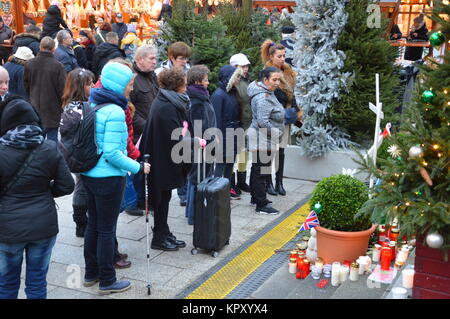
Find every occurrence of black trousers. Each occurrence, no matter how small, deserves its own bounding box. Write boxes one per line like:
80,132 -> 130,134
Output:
250,150 -> 274,208
152,189 -> 172,243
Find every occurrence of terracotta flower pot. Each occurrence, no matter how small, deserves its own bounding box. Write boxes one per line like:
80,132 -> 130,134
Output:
315,224 -> 377,264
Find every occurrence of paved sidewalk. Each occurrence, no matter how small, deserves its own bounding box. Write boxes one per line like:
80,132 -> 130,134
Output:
17,177 -> 315,299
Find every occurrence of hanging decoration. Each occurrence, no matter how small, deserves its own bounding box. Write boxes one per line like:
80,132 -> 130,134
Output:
419,167 -> 433,186
421,89 -> 437,103
0,0 -> 12,14
429,31 -> 446,47
38,0 -> 47,16
85,0 -> 95,15
426,232 -> 444,249
25,0 -> 38,17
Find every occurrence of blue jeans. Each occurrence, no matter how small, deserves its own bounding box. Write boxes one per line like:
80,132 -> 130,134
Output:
0,236 -> 57,299
81,175 -> 125,288
185,181 -> 196,225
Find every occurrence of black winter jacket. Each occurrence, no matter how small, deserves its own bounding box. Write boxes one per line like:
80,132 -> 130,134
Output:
41,5 -> 68,39
12,33 -> 41,56
0,140 -> 74,243
130,63 -> 159,144
92,42 -> 125,78
186,87 -> 217,184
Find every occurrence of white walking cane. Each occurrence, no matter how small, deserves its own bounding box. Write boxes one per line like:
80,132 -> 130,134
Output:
143,154 -> 152,296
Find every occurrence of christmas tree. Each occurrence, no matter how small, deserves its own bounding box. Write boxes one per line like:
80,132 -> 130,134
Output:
218,1 -> 280,81
356,2 -> 450,252
327,0 -> 401,148
157,0 -> 235,91
291,0 -> 354,158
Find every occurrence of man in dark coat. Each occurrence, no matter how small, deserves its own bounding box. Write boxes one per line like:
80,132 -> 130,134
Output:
12,25 -> 41,56
112,13 -> 128,43
404,14 -> 429,61
124,45 -> 159,217
130,45 -> 159,144
54,30 -> 79,73
41,5 -> 68,39
24,37 -> 67,142
92,32 -> 125,79
0,17 -> 13,64
0,95 -> 74,299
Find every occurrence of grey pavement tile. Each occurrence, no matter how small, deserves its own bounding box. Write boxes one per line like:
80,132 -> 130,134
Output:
165,216 -> 197,236
116,218 -> 150,241
150,246 -> 225,272
118,212 -> 143,224
51,242 -> 85,266
164,268 -> 205,290
113,260 -> 184,285
109,277 -> 179,299
56,226 -> 85,247
116,237 -> 163,262
48,286 -> 111,299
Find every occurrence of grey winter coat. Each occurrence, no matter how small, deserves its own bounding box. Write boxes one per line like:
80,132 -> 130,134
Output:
247,81 -> 285,152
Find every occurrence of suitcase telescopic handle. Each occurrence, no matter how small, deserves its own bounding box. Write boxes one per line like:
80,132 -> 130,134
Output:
197,147 -> 206,185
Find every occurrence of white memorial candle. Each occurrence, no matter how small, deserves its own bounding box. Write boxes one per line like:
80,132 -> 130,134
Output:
331,262 -> 341,286
402,269 -> 415,289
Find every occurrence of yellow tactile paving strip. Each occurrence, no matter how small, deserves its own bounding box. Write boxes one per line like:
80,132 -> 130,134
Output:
185,202 -> 310,299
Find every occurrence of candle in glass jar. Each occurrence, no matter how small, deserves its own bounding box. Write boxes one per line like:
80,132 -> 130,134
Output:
378,225 -> 386,244
389,241 -> 397,261
402,269 -> 415,289
357,257 -> 367,275
390,228 -> 400,242
302,259 -> 310,279
289,258 -> 297,274
396,246 -> 409,264
339,265 -> 349,282
331,262 -> 341,286
290,250 -> 298,260
372,244 -> 381,262
350,262 -> 359,281
315,257 -> 324,273
380,247 -> 392,271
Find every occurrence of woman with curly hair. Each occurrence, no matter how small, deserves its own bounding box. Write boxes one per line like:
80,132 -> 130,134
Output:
140,68 -> 205,251
261,39 -> 302,197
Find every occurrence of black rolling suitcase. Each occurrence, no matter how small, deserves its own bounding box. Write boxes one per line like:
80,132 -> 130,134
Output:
191,149 -> 231,257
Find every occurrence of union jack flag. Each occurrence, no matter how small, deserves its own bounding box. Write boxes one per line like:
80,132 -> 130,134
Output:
299,210 -> 320,232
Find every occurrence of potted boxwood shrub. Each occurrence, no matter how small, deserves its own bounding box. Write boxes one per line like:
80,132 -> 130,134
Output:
310,174 -> 376,264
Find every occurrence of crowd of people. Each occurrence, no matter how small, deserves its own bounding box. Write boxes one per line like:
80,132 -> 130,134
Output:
0,4 -> 302,298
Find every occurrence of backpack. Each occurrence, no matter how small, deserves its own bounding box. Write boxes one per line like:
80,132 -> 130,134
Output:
59,101 -> 108,173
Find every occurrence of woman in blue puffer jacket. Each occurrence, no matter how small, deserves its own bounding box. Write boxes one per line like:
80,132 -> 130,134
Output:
81,62 -> 150,295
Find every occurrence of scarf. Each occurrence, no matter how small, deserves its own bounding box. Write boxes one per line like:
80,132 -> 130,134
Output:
160,89 -> 191,112
80,39 -> 91,47
187,84 -> 209,97
265,60 -> 297,104
89,87 -> 129,110
0,125 -> 44,149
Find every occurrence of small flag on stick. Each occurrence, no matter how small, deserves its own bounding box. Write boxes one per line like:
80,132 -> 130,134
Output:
299,210 -> 320,232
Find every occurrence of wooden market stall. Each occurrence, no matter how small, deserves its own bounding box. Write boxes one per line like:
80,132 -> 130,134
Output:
10,0 -> 168,40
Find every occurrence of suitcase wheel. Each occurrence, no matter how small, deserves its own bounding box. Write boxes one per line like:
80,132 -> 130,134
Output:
191,248 -> 199,255
211,251 -> 219,258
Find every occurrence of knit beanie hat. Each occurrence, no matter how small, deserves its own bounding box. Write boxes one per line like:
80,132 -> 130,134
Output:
101,62 -> 134,95
0,96 -> 41,136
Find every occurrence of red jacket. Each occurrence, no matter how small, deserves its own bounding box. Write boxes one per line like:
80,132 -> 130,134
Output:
94,78 -> 141,160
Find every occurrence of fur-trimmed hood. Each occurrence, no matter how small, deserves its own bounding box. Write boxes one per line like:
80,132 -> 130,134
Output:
218,65 -> 244,93
13,32 -> 40,41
